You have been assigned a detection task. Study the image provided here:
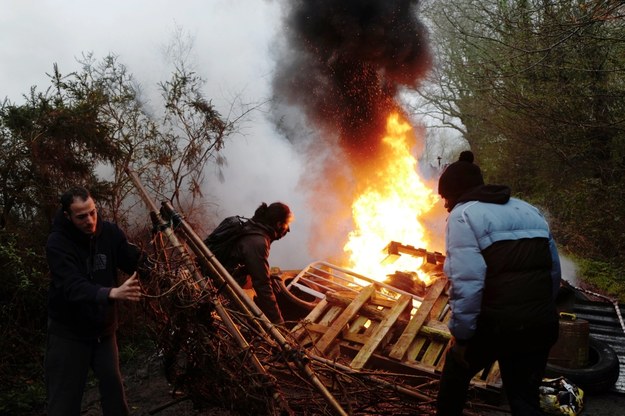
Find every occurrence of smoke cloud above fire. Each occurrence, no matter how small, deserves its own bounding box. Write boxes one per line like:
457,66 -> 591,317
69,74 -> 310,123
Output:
269,0 -> 436,263
272,0 -> 431,165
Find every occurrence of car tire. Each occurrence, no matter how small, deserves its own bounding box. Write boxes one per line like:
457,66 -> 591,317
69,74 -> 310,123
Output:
273,276 -> 317,324
545,337 -> 620,394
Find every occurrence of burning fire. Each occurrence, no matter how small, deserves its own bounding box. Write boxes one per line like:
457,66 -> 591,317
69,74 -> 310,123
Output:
343,113 -> 439,284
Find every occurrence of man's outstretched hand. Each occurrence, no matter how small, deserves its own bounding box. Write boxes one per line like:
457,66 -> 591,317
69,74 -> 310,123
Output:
109,273 -> 142,301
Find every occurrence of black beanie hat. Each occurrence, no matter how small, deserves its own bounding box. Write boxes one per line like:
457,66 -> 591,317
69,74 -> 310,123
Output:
438,151 -> 484,200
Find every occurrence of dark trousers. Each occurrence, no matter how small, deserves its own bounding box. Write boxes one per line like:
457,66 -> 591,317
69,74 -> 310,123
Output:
436,323 -> 557,416
45,332 -> 129,416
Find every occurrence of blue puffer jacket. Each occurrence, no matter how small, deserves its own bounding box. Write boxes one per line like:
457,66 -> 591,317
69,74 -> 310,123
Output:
444,185 -> 561,342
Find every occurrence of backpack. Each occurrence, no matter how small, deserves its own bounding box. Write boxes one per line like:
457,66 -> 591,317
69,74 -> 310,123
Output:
203,216 -> 259,266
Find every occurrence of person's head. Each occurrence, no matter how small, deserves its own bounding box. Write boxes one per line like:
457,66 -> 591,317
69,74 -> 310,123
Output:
438,151 -> 484,212
61,186 -> 98,235
252,202 -> 294,240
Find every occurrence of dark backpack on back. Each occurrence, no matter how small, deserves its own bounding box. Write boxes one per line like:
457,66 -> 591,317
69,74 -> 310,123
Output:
203,216 -> 258,266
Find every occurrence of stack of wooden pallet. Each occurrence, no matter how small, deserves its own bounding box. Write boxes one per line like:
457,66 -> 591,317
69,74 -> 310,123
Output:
290,275 -> 503,396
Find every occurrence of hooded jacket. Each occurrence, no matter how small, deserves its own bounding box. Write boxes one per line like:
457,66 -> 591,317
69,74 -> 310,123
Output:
444,185 -> 561,342
227,220 -> 284,324
46,210 -> 141,340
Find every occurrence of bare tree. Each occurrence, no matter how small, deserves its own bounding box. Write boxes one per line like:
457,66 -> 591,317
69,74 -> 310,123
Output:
414,0 -> 625,260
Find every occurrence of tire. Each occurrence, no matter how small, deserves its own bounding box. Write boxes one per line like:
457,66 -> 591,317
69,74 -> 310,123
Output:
273,276 -> 317,325
545,337 -> 620,394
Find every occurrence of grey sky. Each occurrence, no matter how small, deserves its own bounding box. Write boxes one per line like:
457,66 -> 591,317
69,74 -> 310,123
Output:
1,1 -> 457,270
2,1 -> 277,100
1,0 -> 317,268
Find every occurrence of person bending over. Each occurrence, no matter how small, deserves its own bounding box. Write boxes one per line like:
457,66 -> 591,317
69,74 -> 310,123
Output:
219,202 -> 294,325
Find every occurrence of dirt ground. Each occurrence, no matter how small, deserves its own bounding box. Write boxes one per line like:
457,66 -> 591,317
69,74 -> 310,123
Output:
480,391 -> 625,416
81,351 -> 236,416
79,350 -> 625,416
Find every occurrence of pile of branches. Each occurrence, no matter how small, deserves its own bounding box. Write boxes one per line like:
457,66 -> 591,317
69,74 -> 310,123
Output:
137,208 -> 441,415
125,170 -> 466,415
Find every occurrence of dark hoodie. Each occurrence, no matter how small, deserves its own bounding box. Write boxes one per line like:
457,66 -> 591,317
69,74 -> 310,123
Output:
46,210 -> 140,340
228,220 -> 284,324
452,184 -> 511,210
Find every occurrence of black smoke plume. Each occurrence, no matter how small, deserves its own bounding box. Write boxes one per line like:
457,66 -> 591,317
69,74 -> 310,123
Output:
272,0 -> 431,164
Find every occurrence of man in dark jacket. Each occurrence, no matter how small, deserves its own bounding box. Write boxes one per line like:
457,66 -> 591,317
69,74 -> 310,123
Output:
435,152 -> 561,416
222,202 -> 293,325
45,186 -> 144,416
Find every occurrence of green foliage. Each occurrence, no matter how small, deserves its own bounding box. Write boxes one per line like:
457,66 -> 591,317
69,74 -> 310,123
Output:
1,51 -> 241,227
420,0 -> 625,269
0,232 -> 47,414
573,256 -> 625,303
0,371 -> 46,416
547,179 -> 625,261
0,49 -> 250,414
119,333 -> 157,365
0,233 -> 48,336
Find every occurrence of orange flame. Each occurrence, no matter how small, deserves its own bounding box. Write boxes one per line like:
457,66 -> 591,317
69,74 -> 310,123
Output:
343,113 -> 439,283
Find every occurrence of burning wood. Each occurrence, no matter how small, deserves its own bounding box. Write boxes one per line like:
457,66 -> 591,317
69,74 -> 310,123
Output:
126,170 -> 504,415
341,114 -> 442,287
130,167 -> 482,415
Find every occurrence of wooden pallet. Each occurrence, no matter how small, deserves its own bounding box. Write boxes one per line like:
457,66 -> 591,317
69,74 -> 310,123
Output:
290,276 -> 502,395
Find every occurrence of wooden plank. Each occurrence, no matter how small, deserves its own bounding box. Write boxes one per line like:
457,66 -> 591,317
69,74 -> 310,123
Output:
326,291 -> 411,326
318,305 -> 344,326
433,302 -> 453,371
298,305 -> 344,350
299,322 -> 331,336
424,319 -> 450,334
302,304 -> 345,358
314,284 -> 376,355
347,315 -> 372,336
404,337 -> 427,364
351,293 -> 412,370
404,324 -> 451,364
342,331 -> 370,345
302,298 -> 330,322
430,289 -> 450,322
292,323 -> 330,347
421,340 -> 446,366
389,277 -> 448,360
485,361 -> 502,388
367,294 -> 399,309
340,343 -> 440,381
416,325 -> 451,341
291,298 -> 329,340
435,341 -> 452,372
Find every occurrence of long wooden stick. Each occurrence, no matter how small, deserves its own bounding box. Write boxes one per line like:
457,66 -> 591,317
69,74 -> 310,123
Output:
125,167 -> 292,415
160,201 -> 349,416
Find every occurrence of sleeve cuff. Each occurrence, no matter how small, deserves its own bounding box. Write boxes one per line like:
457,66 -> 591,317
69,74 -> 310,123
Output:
96,287 -> 112,303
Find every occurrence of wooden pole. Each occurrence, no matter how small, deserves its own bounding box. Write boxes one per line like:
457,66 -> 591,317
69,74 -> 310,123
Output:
160,200 -> 349,416
125,167 -> 293,415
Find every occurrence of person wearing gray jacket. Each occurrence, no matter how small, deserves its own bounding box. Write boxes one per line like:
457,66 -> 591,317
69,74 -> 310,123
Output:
435,151 -> 561,416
